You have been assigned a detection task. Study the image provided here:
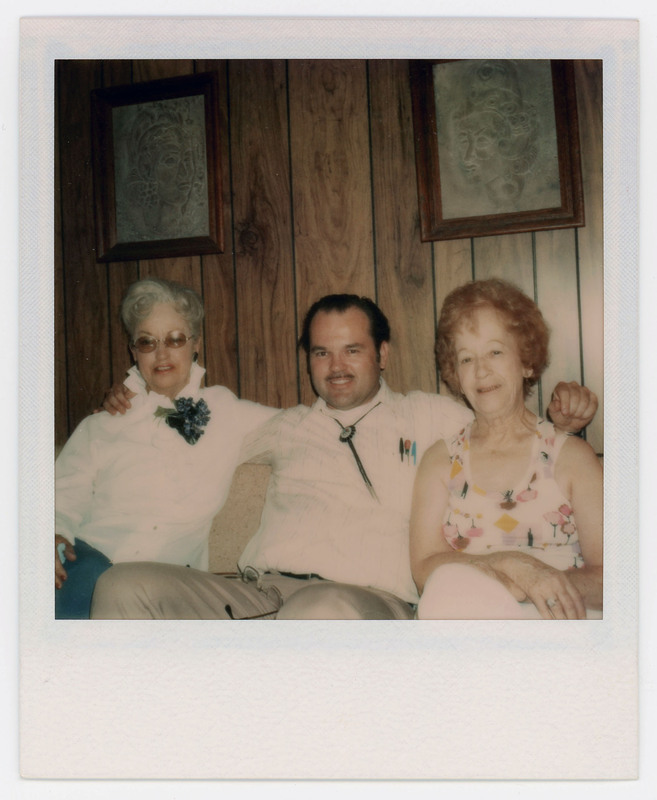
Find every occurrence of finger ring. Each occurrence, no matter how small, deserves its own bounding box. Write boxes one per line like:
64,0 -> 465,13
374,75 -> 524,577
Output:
546,598 -> 558,608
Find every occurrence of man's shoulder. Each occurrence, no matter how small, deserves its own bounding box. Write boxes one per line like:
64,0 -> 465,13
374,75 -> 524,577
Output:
382,386 -> 473,440
385,385 -> 466,412
277,402 -> 314,423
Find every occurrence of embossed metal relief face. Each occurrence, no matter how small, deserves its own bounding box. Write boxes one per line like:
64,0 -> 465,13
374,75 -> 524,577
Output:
113,95 -> 210,243
433,59 -> 560,219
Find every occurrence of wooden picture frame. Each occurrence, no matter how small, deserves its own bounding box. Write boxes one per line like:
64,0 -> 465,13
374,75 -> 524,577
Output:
91,71 -> 223,261
409,59 -> 585,241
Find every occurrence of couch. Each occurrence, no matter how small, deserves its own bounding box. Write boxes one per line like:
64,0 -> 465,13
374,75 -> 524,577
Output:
207,463 -> 271,572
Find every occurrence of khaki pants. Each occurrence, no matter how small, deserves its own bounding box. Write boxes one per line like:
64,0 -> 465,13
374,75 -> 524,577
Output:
90,562 -> 415,620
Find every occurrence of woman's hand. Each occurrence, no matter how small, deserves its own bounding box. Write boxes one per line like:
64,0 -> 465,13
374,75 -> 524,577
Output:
487,551 -> 586,619
470,559 -> 529,603
548,381 -> 598,434
55,535 -> 76,589
93,383 -> 136,415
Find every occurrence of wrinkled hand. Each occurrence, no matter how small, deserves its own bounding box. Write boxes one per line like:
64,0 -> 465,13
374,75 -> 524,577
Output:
471,559 -> 528,603
490,552 -> 586,619
524,569 -> 586,620
548,381 -> 598,434
55,535 -> 76,589
93,382 -> 136,415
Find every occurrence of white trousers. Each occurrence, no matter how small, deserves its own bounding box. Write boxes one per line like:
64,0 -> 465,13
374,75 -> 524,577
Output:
417,563 -> 602,620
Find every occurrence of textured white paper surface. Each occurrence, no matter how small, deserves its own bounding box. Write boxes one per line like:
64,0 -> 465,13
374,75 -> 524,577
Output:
15,9 -> 641,792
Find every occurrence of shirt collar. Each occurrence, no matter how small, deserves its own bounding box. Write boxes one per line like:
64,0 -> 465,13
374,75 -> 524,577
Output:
124,361 -> 206,406
315,377 -> 393,421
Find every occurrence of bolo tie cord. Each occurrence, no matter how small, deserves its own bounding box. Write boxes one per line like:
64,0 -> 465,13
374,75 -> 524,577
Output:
332,402 -> 381,503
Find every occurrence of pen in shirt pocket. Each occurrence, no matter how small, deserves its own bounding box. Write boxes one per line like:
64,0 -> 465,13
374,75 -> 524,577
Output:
399,437 -> 417,464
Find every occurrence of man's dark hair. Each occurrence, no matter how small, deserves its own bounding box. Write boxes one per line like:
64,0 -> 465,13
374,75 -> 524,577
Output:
298,294 -> 391,354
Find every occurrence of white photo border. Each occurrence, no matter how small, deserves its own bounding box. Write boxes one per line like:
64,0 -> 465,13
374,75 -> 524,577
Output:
18,14 -> 639,784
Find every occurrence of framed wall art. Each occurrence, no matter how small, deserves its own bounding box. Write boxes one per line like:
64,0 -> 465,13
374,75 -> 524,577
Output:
91,71 -> 224,261
409,59 -> 585,241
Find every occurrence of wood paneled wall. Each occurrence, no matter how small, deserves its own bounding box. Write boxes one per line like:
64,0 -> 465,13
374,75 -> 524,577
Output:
55,59 -> 603,453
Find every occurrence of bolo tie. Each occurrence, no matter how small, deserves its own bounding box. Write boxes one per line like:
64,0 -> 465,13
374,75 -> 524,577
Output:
331,401 -> 381,503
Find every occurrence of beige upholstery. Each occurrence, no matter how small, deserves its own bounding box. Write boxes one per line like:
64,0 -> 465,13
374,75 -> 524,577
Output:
208,462 -> 271,572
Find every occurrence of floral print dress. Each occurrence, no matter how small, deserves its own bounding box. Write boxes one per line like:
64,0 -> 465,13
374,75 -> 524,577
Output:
441,419 -> 584,571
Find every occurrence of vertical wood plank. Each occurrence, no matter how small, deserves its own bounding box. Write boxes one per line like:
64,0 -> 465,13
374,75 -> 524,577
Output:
369,60 -> 435,395
107,268 -> 137,386
534,228 -> 580,416
473,233 -> 535,295
289,60 -> 375,406
230,60 -> 297,409
54,62 -> 67,445
434,238 -> 474,396
59,59 -> 109,432
574,60 -> 604,452
103,60 -> 139,389
138,256 -> 203,293
196,60 -> 239,396
132,59 -> 194,83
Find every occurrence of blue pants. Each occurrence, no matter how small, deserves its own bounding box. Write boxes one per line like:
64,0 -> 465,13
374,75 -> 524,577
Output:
55,539 -> 113,619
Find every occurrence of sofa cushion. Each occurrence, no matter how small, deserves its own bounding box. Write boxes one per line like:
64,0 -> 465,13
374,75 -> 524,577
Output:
208,462 -> 271,573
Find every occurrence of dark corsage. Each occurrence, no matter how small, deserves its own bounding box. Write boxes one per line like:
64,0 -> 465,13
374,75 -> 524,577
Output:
155,397 -> 211,445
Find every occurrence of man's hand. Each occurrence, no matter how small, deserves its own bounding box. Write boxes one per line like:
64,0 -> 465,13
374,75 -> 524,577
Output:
547,381 -> 598,434
93,383 -> 136,416
55,535 -> 76,590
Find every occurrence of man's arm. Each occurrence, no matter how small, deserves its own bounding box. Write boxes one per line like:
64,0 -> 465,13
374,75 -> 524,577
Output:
95,383 -> 136,415
547,381 -> 598,434
238,408 -> 287,466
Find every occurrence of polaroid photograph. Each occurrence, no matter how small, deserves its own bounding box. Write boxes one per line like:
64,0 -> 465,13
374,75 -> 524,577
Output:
15,10 -> 640,794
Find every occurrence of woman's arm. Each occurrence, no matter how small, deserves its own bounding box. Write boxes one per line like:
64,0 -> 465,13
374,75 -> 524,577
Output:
55,419 -> 97,587
476,436 -> 603,617
554,435 -> 604,610
54,534 -> 76,589
410,441 -> 525,600
409,441 -> 454,593
410,439 -> 590,619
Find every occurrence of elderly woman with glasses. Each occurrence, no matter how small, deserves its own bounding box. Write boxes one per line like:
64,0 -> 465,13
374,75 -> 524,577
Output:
54,277 -> 275,618
410,278 -> 603,620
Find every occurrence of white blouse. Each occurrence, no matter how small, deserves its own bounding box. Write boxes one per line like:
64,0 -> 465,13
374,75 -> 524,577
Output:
55,363 -> 276,570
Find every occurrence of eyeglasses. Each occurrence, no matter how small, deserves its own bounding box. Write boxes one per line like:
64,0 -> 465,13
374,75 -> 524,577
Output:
131,332 -> 196,353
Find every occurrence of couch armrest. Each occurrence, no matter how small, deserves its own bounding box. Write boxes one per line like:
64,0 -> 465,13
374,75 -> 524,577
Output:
208,462 -> 271,573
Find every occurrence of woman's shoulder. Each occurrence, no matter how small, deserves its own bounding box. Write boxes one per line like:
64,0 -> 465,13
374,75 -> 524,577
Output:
420,437 -> 452,470
200,384 -> 260,410
415,438 -> 454,492
557,432 -> 602,468
536,418 -> 598,462
551,430 -> 602,504
199,383 -> 237,404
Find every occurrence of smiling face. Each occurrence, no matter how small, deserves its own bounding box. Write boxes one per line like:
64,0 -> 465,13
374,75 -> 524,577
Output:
130,302 -> 199,400
454,306 -> 531,419
307,307 -> 389,411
